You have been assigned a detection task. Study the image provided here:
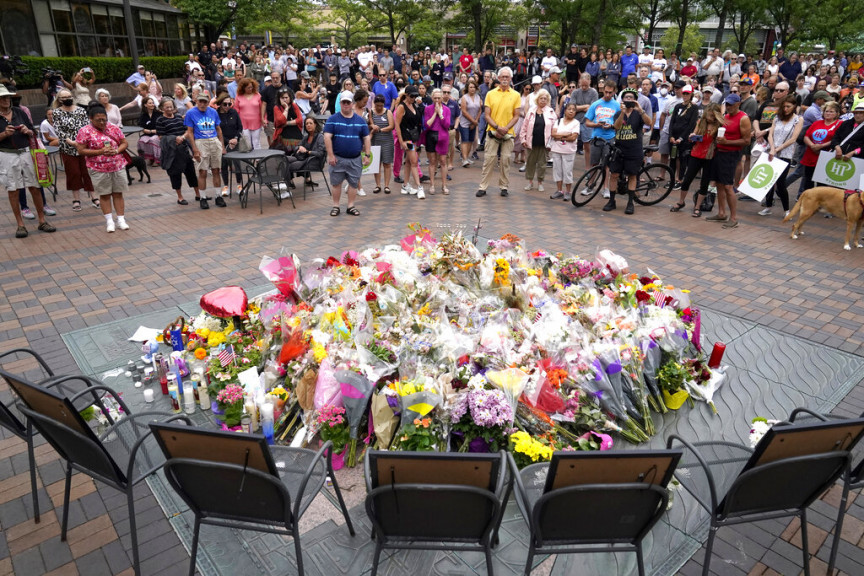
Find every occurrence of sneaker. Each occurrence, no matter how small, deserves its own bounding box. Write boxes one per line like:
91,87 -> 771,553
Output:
221,186 -> 229,196
280,190 -> 292,199
357,188 -> 367,196
409,185 -> 418,195
672,182 -> 682,190
538,184 -> 545,192
21,208 -> 35,220
476,189 -> 487,197
524,183 -> 534,191
235,185 -> 242,194
214,196 -> 227,207
43,205 -> 57,216
519,165 -> 527,173
400,185 -> 409,195
602,189 -> 611,199
394,176 -> 404,184
471,152 -> 479,160
117,219 -> 130,230
624,199 -> 635,215
420,175 -> 430,183
758,208 -> 772,216
579,188 -> 593,196
106,219 -> 115,233
462,160 -> 470,167
500,189 -> 509,197
785,210 -> 790,218
417,188 -> 426,200
15,226 -> 27,238
550,191 -> 564,199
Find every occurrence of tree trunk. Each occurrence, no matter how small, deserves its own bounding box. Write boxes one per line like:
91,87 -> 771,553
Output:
714,6 -> 727,50
675,0 -> 690,56
592,0 -> 607,46
472,2 -> 483,52
387,11 -> 397,47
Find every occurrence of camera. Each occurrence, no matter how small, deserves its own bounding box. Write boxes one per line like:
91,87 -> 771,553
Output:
43,68 -> 63,84
0,55 -> 28,79
624,100 -> 636,108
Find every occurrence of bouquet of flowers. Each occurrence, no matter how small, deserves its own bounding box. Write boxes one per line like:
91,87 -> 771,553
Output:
317,405 -> 350,454
449,387 -> 514,452
215,383 -> 245,427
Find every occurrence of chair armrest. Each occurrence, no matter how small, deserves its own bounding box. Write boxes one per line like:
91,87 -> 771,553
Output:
120,413 -> 193,484
62,379 -> 131,421
271,442 -> 329,522
666,434 -> 720,514
788,407 -> 829,423
506,452 -> 531,525
0,348 -> 54,377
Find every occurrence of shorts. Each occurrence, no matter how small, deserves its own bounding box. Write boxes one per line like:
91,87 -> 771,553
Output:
579,121 -> 593,143
60,153 -> 94,192
658,131 -> 671,155
329,154 -> 362,188
608,154 -> 642,176
713,150 -> 741,186
0,149 -> 37,191
590,138 -> 613,166
458,125 -> 476,143
90,169 -> 128,196
194,137 -> 222,171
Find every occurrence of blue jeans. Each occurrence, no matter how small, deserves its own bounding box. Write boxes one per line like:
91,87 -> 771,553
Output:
18,187 -> 47,210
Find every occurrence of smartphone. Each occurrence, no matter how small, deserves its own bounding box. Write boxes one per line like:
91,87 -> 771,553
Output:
690,134 -> 703,142
83,67 -> 92,73
406,142 -> 415,150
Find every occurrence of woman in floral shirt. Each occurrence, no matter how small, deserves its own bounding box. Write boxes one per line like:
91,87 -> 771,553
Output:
75,103 -> 130,233
52,88 -> 96,211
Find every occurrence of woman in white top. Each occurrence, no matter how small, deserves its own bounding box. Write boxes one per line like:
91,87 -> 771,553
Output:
766,57 -> 779,77
70,69 -> 96,106
172,83 -> 193,118
651,49 -> 668,82
762,95 -> 802,217
294,75 -> 314,116
40,108 -> 58,146
95,89 -> 123,127
458,80 -> 482,167
549,102 -> 580,200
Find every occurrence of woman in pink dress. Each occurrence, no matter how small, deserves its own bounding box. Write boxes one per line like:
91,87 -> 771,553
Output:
422,88 -> 451,195
234,78 -> 265,150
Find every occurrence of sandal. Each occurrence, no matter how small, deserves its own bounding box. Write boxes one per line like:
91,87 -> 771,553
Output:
442,187 -> 450,195
37,222 -> 56,233
15,226 -> 27,238
90,197 -> 100,208
346,206 -> 360,216
330,207 -> 340,217
670,202 -> 686,212
384,187 -> 392,194
691,208 -> 702,218
72,200 -> 82,212
372,187 -> 381,194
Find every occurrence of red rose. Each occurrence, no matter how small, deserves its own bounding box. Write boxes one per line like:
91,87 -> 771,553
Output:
635,290 -> 651,303
682,307 -> 692,316
366,291 -> 378,301
325,256 -> 340,268
639,276 -> 654,285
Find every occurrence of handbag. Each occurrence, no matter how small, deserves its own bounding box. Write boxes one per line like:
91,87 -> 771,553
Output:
27,134 -> 53,188
237,134 -> 251,153
406,126 -> 421,143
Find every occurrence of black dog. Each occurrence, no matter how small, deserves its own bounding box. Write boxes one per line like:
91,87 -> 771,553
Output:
125,155 -> 151,184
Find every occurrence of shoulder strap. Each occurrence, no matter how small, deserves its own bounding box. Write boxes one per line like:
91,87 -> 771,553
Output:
841,121 -> 864,147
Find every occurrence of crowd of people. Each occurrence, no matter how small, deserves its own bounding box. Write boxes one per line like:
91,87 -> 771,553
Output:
5,40 -> 864,233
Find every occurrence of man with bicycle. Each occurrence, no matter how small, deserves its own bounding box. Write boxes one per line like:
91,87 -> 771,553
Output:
603,88 -> 652,215
583,83 -> 621,199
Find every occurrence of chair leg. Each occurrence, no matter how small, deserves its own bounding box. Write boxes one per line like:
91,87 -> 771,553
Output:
329,467 -> 356,536
188,516 -> 201,576
524,540 -> 535,576
702,525 -> 718,576
485,542 -> 495,576
127,485 -> 141,576
293,520 -> 304,576
636,543 -> 646,576
322,170 -> 332,197
370,539 -> 383,576
26,425 -> 39,523
801,509 -> 811,576
828,480 -> 850,576
60,462 -> 72,540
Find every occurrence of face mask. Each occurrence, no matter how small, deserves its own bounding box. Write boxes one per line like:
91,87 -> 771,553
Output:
659,88 -> 668,97
61,98 -> 74,107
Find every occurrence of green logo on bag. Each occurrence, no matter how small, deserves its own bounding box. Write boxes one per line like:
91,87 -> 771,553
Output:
747,164 -> 774,188
826,158 -> 855,182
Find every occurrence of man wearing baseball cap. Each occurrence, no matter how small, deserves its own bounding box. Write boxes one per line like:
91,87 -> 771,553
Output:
185,90 -> 225,209
323,90 -> 371,216
603,88 -> 652,215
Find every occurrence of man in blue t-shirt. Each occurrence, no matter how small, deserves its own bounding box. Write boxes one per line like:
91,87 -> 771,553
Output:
324,90 -> 371,217
582,84 -> 622,199
372,72 -> 399,109
620,46 -> 639,80
185,92 -> 225,208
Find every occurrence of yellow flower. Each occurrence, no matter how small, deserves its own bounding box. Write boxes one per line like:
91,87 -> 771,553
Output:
196,328 -> 211,338
207,331 -> 226,347
312,341 -> 327,363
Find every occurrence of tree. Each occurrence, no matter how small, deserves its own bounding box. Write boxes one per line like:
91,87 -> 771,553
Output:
246,0 -> 319,47
359,0 -> 431,47
528,0 -> 589,54
449,0 -> 512,52
666,0 -> 703,55
808,0 -> 859,51
765,0 -> 808,48
172,0 -> 265,42
659,24 -> 704,57
328,0 -> 376,49
727,0 -> 769,55
621,0 -> 674,46
704,0 -> 733,49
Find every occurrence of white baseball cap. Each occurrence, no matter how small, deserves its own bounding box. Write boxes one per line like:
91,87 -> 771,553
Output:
339,90 -> 354,103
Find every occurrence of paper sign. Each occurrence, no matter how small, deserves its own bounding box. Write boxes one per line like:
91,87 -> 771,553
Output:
814,151 -> 864,189
361,145 -> 381,175
738,155 -> 789,201
237,366 -> 260,393
128,326 -> 160,342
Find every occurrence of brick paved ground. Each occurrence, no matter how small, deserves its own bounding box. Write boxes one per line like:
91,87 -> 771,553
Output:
1,142 -> 864,575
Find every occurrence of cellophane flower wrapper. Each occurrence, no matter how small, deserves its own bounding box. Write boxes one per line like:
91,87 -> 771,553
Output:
579,353 -> 649,443
618,341 -> 655,435
597,347 -> 647,431
595,248 -> 630,277
398,390 -> 442,428
371,392 -> 399,449
336,369 -> 375,466
313,358 -> 343,410
259,252 -> 302,301
684,367 -> 726,413
485,367 -> 529,415
639,338 -> 667,413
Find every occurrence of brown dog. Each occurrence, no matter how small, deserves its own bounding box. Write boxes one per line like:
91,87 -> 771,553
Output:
783,186 -> 864,250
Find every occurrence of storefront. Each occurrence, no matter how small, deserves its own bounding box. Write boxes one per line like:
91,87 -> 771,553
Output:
0,0 -> 202,58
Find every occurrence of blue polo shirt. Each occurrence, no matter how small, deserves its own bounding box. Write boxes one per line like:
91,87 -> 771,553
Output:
621,53 -> 639,78
184,106 -> 220,139
324,112 -> 370,158
372,80 -> 399,108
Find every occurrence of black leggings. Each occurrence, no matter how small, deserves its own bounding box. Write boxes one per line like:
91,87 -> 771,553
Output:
679,155 -> 713,196
220,156 -> 243,186
168,160 -> 198,190
764,164 -> 791,210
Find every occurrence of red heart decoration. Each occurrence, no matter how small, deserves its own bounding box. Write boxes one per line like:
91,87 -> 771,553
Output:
200,286 -> 248,318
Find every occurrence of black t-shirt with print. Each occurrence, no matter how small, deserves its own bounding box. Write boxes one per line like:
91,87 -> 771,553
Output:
613,108 -> 644,158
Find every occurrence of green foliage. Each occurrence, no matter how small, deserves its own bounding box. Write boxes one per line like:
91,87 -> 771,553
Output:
172,0 -> 263,41
247,0 -> 321,48
657,358 -> 688,394
15,57 -> 187,89
449,0 -> 512,52
659,25 -> 704,56
407,18 -> 445,53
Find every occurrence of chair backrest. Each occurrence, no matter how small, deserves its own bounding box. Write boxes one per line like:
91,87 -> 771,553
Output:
532,450 -> 681,546
364,450 -> 504,542
163,458 -> 293,526
256,155 -> 288,183
0,368 -> 37,437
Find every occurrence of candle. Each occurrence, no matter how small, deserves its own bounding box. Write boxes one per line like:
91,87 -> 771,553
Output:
143,389 -> 154,403
184,392 -> 196,414
708,342 -> 726,369
260,403 -> 275,445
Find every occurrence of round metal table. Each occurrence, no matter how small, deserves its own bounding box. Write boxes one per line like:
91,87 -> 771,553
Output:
222,149 -> 288,214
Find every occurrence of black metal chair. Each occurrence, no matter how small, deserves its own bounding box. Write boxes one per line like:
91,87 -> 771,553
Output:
509,450 -> 680,576
364,450 -> 511,576
295,162 -> 332,200
0,348 -> 108,524
149,422 -> 355,576
6,375 -> 188,576
667,415 -> 864,576
240,154 -> 293,210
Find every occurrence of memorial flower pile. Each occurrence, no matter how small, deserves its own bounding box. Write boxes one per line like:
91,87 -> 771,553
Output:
182,225 -> 723,467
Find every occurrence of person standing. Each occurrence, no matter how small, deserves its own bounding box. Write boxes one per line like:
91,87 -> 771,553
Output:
185,92 -> 225,209
323,90 -> 371,216
234,78 -> 266,151
369,94 -> 395,194
549,102 -> 580,199
74,103 -> 129,232
707,94 -> 752,229
52,88 -> 97,211
583,83 -> 622,199
519,89 -> 556,192
568,74 -> 598,171
155,98 -> 199,205
476,67 -> 521,197
602,88 -> 652,215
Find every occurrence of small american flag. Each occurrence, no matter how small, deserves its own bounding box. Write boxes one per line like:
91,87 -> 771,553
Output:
218,344 -> 236,366
653,290 -> 666,308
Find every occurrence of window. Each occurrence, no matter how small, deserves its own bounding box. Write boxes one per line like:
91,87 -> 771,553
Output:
0,0 -> 41,55
51,0 -> 73,33
56,33 -> 76,56
110,8 -> 125,36
71,3 -> 93,33
92,5 -> 110,36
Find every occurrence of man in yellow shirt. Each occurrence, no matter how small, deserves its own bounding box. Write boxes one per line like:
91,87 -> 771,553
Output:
476,67 -> 522,197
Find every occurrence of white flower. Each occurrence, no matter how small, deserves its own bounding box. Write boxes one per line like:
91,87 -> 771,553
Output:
466,374 -> 487,391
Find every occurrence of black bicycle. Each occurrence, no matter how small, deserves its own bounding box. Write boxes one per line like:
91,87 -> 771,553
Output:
571,138 -> 674,207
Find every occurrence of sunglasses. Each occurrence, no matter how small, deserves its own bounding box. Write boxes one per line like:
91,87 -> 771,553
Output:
220,102 -> 232,106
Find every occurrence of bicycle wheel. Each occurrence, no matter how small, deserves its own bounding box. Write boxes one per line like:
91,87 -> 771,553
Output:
571,166 -> 605,207
633,163 -> 674,206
